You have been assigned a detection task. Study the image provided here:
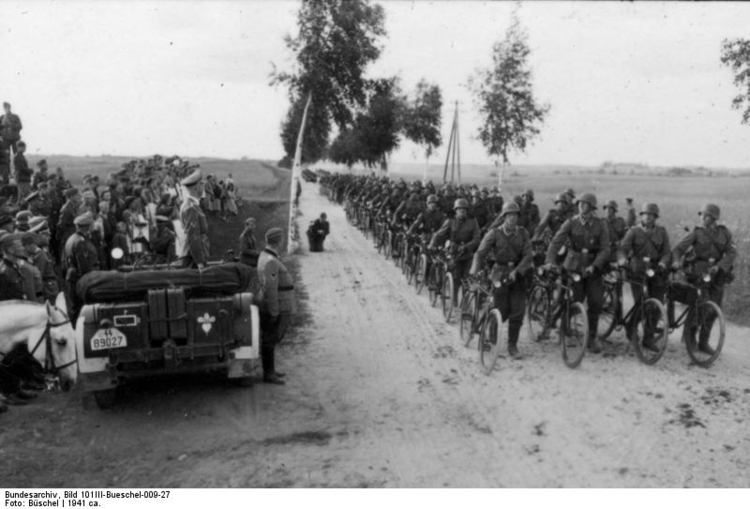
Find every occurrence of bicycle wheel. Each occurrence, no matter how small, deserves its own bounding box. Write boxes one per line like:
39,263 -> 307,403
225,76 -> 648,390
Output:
415,254 -> 428,295
400,240 -> 409,274
631,298 -> 668,365
376,227 -> 385,254
384,230 -> 393,259
684,300 -> 725,368
404,247 -> 416,284
429,264 -> 442,307
459,290 -> 477,347
527,284 -> 550,342
479,308 -> 504,375
560,301 -> 588,369
597,284 -> 618,341
392,234 -> 402,267
442,270 -> 455,322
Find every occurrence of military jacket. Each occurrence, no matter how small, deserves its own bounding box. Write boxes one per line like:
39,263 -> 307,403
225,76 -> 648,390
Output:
29,197 -> 52,217
473,225 -> 533,281
617,224 -> 671,273
518,203 -> 540,233
0,257 -> 28,301
179,196 -> 209,266
546,215 -> 610,271
57,201 -> 78,247
470,200 -> 492,229
393,199 -> 424,225
31,249 -> 60,300
238,232 -> 259,267
64,232 -> 100,278
673,224 -> 737,274
626,206 -> 637,228
257,247 -> 297,317
429,216 -> 481,261
533,208 -> 573,240
18,257 -> 43,301
408,209 -> 446,236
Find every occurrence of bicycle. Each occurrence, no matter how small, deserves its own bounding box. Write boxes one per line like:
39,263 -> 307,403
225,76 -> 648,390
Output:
597,262 -> 669,365
527,266 -> 589,369
426,246 -> 459,321
666,269 -> 726,368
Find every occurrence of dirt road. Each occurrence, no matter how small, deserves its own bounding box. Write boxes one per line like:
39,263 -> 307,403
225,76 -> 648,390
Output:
2,179 -> 749,488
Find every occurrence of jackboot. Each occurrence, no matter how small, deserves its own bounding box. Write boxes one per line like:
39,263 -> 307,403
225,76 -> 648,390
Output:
698,329 -> 715,356
587,316 -> 602,353
508,322 -> 522,358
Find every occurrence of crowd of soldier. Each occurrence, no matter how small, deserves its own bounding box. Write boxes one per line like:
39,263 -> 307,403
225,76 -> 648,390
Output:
323,173 -> 737,360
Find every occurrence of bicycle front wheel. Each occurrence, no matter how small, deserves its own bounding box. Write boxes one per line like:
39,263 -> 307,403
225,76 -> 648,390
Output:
527,284 -> 550,342
684,300 -> 725,368
429,264 -> 442,307
597,283 -> 618,341
631,298 -> 668,365
480,308 -> 504,375
459,290 -> 477,347
384,230 -> 393,260
442,270 -> 455,322
415,253 -> 428,295
561,302 -> 588,369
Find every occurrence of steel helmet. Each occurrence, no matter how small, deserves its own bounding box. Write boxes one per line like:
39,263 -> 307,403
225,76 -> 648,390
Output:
640,203 -> 660,217
564,188 -> 576,198
500,202 -> 521,216
513,195 -> 523,204
576,193 -> 598,209
602,200 -> 618,211
427,194 -> 439,204
453,198 -> 469,210
700,203 -> 720,220
554,193 -> 570,205
523,189 -> 535,199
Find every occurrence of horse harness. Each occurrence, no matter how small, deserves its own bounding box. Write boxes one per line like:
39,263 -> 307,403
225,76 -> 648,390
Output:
27,314 -> 77,374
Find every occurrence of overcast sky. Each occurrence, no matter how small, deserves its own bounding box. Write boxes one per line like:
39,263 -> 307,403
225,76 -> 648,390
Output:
3,1 -> 750,168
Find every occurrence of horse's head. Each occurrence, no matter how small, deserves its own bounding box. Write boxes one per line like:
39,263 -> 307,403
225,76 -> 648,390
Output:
45,293 -> 78,391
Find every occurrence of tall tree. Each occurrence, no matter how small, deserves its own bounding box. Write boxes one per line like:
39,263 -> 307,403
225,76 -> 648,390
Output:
272,0 -> 386,162
402,79 -> 443,164
720,38 -> 750,125
468,13 -> 549,167
279,97 -> 330,166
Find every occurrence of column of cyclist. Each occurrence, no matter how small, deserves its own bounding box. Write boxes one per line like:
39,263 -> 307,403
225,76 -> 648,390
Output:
319,173 -> 737,372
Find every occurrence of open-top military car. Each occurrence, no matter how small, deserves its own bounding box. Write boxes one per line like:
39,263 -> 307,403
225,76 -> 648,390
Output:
74,261 -> 260,409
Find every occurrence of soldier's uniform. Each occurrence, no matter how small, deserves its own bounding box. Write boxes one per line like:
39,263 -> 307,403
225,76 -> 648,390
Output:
392,195 -> 423,228
672,218 -> 736,307
472,212 -> 533,352
64,215 -> 100,322
257,228 -> 297,383
602,201 -> 627,263
150,217 -> 176,261
0,256 -> 28,301
30,246 -> 60,302
533,206 -> 574,242
178,170 -> 210,268
618,208 -> 671,325
429,202 -> 481,291
408,206 -> 446,238
56,190 -> 80,261
469,197 -> 493,230
546,196 -> 610,349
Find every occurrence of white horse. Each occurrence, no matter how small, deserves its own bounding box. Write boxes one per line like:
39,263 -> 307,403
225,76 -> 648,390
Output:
0,293 -> 78,391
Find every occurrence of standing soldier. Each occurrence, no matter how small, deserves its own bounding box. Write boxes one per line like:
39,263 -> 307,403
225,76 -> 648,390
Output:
0,102 -> 22,155
63,214 -> 100,322
617,203 -> 670,351
519,189 -> 541,234
238,217 -> 259,268
57,188 -> 81,262
150,216 -> 176,262
470,202 -> 533,358
257,227 -> 296,385
429,198 -> 481,303
177,169 -> 209,269
13,141 -> 32,199
32,159 -> 49,190
671,203 -> 737,355
625,198 -> 637,228
23,232 -> 60,302
602,200 -> 627,264
544,193 -> 610,353
0,233 -> 33,301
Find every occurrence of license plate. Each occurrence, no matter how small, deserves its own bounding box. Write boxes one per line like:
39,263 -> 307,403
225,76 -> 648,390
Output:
90,328 -> 128,351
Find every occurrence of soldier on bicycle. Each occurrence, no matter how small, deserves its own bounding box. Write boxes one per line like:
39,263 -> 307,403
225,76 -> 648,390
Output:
671,203 -> 736,355
616,203 -> 671,351
602,200 -> 627,264
544,193 -> 610,353
408,195 -> 445,239
532,193 -> 574,243
429,198 -> 481,301
470,202 -> 533,358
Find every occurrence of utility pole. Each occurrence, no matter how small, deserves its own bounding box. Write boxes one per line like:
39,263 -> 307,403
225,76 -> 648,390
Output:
287,91 -> 312,254
442,101 -> 461,184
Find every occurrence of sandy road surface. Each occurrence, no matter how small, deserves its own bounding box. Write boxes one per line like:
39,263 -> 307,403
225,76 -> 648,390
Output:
2,179 -> 750,488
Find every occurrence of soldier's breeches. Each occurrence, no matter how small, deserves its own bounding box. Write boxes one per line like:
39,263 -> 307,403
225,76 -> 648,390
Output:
493,278 -> 526,344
